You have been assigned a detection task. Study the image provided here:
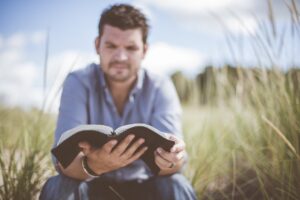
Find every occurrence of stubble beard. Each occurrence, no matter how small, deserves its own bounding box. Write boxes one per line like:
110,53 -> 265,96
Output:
105,62 -> 136,83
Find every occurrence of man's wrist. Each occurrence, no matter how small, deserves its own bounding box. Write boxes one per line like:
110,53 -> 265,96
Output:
81,156 -> 102,178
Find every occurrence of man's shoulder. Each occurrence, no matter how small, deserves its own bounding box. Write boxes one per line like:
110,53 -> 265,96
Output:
67,63 -> 99,88
142,68 -> 171,88
70,63 -> 98,78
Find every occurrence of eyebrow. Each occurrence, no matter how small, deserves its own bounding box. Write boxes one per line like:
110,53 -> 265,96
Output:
104,40 -> 138,47
104,41 -> 116,45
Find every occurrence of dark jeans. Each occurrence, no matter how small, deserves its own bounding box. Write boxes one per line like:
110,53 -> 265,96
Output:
39,173 -> 197,200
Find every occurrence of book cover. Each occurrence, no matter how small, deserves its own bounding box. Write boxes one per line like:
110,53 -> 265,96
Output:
52,123 -> 175,174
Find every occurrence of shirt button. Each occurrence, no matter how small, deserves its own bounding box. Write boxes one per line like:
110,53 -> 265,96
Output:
129,95 -> 134,102
117,171 -> 122,179
137,179 -> 143,183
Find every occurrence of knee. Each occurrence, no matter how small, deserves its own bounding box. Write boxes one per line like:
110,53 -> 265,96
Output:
39,175 -> 81,200
155,173 -> 189,188
151,173 -> 197,200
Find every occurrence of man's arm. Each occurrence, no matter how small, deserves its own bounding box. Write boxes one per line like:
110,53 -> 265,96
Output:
54,73 -> 89,147
150,77 -> 188,175
53,73 -> 90,179
155,134 -> 186,176
59,135 -> 148,180
54,74 -> 147,180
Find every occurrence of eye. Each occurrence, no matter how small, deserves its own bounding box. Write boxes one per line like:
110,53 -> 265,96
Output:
106,44 -> 116,49
127,46 -> 138,51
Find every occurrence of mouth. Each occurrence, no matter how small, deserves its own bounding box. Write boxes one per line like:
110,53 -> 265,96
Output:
112,65 -> 127,69
109,63 -> 129,70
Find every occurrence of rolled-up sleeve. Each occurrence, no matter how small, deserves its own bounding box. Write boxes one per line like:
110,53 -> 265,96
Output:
54,73 -> 89,147
150,78 -> 183,138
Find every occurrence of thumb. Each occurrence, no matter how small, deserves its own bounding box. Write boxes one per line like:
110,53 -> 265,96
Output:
78,141 -> 92,155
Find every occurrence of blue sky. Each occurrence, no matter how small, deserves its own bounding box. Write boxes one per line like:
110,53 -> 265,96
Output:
0,0 -> 299,111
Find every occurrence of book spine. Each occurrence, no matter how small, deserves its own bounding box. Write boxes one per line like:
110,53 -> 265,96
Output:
111,131 -> 116,136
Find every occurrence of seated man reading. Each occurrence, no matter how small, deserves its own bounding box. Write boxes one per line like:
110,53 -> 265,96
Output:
40,3 -> 197,200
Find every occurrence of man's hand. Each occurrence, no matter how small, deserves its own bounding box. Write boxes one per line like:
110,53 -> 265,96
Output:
154,134 -> 186,176
79,134 -> 148,175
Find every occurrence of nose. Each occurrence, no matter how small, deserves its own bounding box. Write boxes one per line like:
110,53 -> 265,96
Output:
114,48 -> 128,61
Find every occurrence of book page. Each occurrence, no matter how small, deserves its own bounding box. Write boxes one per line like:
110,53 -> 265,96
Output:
57,124 -> 113,145
115,123 -> 166,137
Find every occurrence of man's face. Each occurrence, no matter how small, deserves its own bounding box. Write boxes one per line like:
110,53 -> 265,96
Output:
95,25 -> 147,83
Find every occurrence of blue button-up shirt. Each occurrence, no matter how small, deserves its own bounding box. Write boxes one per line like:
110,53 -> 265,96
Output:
54,63 -> 182,182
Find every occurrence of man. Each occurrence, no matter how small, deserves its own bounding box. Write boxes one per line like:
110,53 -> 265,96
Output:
40,3 -> 196,200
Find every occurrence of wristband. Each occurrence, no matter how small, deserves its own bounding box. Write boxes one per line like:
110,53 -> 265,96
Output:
82,156 -> 100,178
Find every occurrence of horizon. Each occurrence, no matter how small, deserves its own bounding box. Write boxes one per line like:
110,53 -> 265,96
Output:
0,0 -> 299,111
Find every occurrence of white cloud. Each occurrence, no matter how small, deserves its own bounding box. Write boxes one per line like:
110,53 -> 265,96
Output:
135,0 -> 258,38
139,0 -> 253,15
0,39 -> 205,111
0,34 -> 40,108
31,31 -> 47,45
43,50 -> 98,112
1,31 -> 47,51
137,0 -> 279,37
46,50 -> 98,88
0,33 -> 43,108
0,49 -> 24,65
0,58 -> 42,108
132,1 -> 155,22
224,16 -> 258,35
0,32 -> 98,112
39,43 -> 206,111
143,42 -> 206,76
6,33 -> 27,49
1,62 -> 37,86
0,35 -> 3,49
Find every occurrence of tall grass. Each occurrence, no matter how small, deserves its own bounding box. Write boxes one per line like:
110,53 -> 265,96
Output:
181,1 -> 300,198
183,68 -> 300,199
0,107 -> 55,200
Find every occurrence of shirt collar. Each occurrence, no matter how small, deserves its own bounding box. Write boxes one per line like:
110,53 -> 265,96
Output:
96,64 -> 144,94
96,65 -> 107,88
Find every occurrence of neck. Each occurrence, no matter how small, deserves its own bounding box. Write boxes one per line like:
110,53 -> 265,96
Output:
106,75 -> 137,116
106,75 -> 137,94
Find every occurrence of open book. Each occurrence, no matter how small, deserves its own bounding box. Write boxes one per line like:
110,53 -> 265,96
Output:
51,123 -> 176,174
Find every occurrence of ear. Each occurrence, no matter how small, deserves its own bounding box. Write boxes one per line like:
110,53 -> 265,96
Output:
95,37 -> 100,55
142,43 -> 148,59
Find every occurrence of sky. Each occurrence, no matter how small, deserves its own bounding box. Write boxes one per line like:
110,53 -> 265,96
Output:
0,0 -> 299,112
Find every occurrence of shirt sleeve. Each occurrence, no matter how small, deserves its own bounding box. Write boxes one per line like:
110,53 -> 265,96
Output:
149,77 -> 189,172
150,77 -> 183,139
54,73 -> 89,147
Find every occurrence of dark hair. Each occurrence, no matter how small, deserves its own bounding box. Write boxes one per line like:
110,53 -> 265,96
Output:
98,4 -> 149,44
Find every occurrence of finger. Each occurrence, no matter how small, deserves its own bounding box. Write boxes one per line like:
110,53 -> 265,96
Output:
102,140 -> 118,154
174,151 -> 185,162
167,134 -> 184,152
168,134 -> 178,142
171,142 -> 185,153
78,142 -> 92,155
156,148 -> 173,162
157,147 -> 184,163
154,151 -> 172,169
121,138 -> 145,158
111,135 -> 135,156
78,141 -> 90,148
127,146 -> 148,164
168,136 -> 185,153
